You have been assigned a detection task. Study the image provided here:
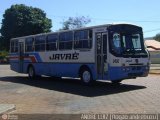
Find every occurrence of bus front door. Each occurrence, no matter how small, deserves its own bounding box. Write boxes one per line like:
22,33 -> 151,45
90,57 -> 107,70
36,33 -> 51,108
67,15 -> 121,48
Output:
18,42 -> 24,73
96,33 -> 108,79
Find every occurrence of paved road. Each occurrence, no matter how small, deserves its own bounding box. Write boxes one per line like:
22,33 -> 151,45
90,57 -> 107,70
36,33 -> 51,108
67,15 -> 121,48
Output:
0,65 -> 160,114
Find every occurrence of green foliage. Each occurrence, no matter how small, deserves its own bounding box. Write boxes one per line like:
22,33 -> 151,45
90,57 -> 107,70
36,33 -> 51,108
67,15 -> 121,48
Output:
0,36 -> 6,51
0,51 -> 8,57
154,33 -> 160,42
61,16 -> 91,30
0,4 -> 52,50
0,50 -> 9,63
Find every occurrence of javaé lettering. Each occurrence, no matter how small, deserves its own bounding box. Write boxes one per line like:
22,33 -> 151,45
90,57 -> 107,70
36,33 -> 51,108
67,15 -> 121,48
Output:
49,52 -> 79,60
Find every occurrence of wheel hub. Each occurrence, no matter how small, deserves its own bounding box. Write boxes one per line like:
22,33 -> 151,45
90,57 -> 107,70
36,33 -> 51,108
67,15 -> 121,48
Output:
83,71 -> 91,83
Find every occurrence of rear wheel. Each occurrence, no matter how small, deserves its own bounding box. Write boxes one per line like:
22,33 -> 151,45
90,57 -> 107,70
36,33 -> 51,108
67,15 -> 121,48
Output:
28,66 -> 35,79
80,68 -> 93,85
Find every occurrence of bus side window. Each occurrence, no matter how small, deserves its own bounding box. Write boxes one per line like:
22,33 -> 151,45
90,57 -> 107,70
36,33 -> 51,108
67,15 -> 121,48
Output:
35,35 -> 46,52
10,40 -> 18,53
59,32 -> 73,50
46,34 -> 58,51
10,41 -> 14,53
25,37 -> 34,52
15,40 -> 18,52
74,29 -> 92,49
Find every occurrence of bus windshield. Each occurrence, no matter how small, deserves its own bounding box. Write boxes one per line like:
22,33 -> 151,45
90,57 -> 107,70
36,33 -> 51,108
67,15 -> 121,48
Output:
110,32 -> 147,57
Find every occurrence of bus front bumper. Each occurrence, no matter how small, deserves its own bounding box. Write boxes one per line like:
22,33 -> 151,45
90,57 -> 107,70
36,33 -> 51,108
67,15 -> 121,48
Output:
108,65 -> 149,81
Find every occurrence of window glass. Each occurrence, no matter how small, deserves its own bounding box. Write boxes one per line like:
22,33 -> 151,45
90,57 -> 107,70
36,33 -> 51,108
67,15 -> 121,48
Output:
132,34 -> 141,49
35,35 -> 45,44
47,34 -> 58,43
10,41 -> 14,53
96,34 -> 101,54
15,40 -> 18,52
25,37 -> 34,52
110,32 -> 146,56
10,40 -> 18,53
35,35 -> 46,51
75,30 -> 88,40
113,33 -> 121,48
26,37 -> 34,45
74,29 -> 92,49
59,32 -> 73,41
46,34 -> 58,51
111,33 -> 121,54
103,34 -> 107,54
59,32 -> 73,50
122,36 -> 126,48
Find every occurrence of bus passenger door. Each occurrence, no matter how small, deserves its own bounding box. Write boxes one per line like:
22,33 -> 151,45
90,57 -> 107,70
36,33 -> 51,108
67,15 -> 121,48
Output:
19,42 -> 24,73
96,33 -> 108,79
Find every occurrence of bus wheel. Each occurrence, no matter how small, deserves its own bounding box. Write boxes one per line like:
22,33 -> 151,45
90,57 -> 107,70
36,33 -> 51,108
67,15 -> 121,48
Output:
80,69 -> 93,85
28,66 -> 35,79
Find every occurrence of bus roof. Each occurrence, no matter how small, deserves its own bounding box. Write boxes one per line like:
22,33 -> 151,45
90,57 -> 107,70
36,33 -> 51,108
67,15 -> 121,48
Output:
11,23 -> 141,40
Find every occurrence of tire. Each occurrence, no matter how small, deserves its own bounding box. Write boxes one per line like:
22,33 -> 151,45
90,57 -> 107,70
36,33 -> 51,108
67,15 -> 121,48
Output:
80,68 -> 93,85
28,66 -> 35,79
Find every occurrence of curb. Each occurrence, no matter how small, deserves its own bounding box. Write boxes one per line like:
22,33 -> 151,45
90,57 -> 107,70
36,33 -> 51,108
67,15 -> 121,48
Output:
0,104 -> 16,114
149,69 -> 160,74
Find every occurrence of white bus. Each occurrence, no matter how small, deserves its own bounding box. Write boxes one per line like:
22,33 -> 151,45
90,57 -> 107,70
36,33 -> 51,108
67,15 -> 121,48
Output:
9,23 -> 150,85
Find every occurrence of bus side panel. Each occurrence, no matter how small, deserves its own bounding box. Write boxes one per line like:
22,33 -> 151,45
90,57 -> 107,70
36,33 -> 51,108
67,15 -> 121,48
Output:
108,65 -> 126,80
9,53 -> 20,73
10,62 -> 19,72
24,63 -> 97,80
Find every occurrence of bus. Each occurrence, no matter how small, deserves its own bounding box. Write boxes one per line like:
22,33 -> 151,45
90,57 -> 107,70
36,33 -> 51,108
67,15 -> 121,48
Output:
9,23 -> 150,85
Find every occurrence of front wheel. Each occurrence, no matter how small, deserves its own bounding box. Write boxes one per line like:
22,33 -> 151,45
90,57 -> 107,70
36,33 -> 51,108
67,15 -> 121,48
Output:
28,66 -> 35,79
80,69 -> 93,85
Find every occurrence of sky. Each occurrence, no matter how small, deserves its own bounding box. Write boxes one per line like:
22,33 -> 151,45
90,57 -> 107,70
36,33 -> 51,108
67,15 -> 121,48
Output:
0,0 -> 160,38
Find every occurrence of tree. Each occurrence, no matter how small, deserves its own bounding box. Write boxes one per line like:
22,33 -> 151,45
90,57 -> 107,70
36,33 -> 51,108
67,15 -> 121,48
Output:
0,4 -> 52,50
61,16 -> 91,30
0,36 -> 6,51
154,33 -> 160,42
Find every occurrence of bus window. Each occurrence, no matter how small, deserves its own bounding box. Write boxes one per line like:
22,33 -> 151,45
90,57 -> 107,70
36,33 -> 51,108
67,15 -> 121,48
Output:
59,32 -> 73,50
74,30 -> 92,49
35,35 -> 46,51
10,40 -> 18,53
46,34 -> 58,51
112,33 -> 121,54
25,37 -> 34,52
132,34 -> 142,50
10,41 -> 14,53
